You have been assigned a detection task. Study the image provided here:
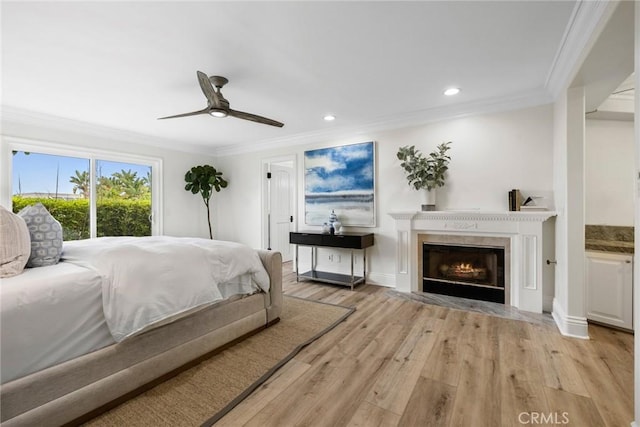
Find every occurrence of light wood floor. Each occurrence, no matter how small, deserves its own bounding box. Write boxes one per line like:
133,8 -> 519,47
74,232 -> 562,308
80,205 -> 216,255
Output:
217,264 -> 634,427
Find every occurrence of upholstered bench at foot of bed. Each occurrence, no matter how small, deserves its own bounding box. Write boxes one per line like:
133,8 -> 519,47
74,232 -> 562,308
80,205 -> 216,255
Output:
1,249 -> 283,426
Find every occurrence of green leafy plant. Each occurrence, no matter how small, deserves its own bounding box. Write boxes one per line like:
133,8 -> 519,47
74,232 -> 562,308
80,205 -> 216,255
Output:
184,165 -> 228,239
396,141 -> 452,191
12,196 -> 151,240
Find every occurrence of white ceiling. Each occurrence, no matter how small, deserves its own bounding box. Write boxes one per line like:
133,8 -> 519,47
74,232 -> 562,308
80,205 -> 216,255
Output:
2,1 -> 581,154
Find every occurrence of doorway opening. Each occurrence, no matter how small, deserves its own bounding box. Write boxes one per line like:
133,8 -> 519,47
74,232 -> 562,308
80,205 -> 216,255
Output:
262,155 -> 297,262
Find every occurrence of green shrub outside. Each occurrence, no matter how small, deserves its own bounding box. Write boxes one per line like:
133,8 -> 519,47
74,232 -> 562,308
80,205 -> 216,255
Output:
96,199 -> 151,237
12,196 -> 90,240
12,196 -> 151,240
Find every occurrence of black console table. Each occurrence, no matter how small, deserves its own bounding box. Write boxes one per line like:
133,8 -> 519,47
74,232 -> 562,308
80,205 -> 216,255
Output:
289,231 -> 374,290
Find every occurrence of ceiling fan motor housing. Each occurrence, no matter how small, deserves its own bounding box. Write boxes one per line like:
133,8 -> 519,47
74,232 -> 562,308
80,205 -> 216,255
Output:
209,75 -> 228,89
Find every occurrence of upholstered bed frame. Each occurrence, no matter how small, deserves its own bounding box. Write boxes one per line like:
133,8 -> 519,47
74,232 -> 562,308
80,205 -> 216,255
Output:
0,250 -> 283,426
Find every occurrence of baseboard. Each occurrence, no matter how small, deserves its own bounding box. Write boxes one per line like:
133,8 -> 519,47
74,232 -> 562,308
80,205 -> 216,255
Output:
365,272 -> 395,288
552,298 -> 589,339
630,421 -> 638,427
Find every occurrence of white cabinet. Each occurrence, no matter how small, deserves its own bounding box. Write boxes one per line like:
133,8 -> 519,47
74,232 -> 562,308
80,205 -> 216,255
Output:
585,251 -> 633,330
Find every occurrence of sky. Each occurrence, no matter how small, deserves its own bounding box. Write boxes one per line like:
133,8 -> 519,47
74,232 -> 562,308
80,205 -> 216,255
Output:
304,141 -> 374,194
12,151 -> 151,195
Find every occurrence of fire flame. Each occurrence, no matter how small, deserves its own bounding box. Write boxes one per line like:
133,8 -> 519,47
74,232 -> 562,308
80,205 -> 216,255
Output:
453,263 -> 474,272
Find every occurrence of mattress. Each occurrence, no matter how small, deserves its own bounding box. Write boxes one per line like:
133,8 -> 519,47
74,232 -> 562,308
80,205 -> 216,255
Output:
0,262 -> 113,384
1,262 -> 261,384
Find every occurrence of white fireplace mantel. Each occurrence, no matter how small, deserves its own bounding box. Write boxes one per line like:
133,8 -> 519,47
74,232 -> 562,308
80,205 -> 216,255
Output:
389,210 -> 557,313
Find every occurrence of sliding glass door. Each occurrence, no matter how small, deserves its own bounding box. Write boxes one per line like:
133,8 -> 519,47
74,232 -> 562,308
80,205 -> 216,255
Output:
11,149 -> 158,239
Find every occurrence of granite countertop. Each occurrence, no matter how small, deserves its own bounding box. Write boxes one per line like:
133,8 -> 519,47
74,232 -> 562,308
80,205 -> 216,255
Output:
585,225 -> 634,254
585,239 -> 634,254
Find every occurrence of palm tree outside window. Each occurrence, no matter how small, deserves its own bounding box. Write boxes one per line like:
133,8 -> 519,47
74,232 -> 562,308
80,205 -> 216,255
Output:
11,151 -> 153,239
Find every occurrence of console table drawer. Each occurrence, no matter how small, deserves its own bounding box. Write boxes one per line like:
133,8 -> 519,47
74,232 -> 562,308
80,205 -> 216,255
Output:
320,234 -> 374,249
290,232 -> 374,249
289,232 -> 323,246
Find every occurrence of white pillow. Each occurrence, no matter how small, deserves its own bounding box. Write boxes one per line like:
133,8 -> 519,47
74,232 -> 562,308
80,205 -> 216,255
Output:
0,205 -> 31,277
18,203 -> 63,268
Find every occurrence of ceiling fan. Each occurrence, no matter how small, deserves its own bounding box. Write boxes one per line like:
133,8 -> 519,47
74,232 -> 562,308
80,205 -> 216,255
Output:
158,71 -> 284,127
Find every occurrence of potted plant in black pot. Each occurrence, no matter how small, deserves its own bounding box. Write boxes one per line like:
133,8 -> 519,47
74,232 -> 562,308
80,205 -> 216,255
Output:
396,141 -> 452,211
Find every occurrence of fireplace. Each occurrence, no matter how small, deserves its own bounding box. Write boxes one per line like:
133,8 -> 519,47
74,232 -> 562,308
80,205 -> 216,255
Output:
390,211 -> 557,313
422,243 -> 505,303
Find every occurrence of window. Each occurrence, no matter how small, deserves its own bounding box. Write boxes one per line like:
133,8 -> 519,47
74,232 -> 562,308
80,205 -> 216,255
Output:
96,160 -> 152,237
8,141 -> 161,239
12,151 -> 91,240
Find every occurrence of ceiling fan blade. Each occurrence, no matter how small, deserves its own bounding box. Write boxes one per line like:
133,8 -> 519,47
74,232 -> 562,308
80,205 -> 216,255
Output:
227,109 -> 284,127
197,71 -> 220,107
157,108 -> 210,120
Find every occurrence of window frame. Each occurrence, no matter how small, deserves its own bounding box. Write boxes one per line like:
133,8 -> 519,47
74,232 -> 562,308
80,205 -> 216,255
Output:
1,136 -> 163,237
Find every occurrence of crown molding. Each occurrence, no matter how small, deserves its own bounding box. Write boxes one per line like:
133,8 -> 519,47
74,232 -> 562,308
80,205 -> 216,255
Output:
2,86 -> 554,159
611,91 -> 635,101
1,106 -> 215,157
545,0 -> 619,99
213,87 -> 552,157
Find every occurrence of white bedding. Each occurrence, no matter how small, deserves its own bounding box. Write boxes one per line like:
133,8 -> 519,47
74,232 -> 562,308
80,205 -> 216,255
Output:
62,236 -> 270,342
0,262 -> 114,384
1,236 -> 270,384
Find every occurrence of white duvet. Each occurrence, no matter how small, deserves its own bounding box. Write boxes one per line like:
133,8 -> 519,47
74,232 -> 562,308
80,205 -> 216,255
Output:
1,262 -> 114,383
62,236 -> 270,342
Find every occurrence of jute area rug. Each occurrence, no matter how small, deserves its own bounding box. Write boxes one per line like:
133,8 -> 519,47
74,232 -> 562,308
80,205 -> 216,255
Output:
84,295 -> 354,427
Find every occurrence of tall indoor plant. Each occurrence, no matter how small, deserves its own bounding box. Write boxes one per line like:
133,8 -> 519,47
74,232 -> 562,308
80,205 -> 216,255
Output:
184,165 -> 228,239
396,141 -> 452,210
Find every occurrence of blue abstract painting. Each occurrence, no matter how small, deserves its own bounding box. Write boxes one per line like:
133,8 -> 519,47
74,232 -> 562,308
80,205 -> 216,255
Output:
304,141 -> 375,227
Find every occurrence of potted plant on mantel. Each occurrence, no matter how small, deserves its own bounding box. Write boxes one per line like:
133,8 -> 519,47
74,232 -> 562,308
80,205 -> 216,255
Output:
184,165 -> 228,239
396,141 -> 452,211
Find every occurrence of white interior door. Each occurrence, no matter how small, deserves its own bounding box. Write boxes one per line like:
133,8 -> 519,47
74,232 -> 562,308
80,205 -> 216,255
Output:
269,163 -> 294,262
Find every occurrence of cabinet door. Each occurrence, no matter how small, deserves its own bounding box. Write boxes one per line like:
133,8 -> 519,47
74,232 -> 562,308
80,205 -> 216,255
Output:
585,251 -> 633,330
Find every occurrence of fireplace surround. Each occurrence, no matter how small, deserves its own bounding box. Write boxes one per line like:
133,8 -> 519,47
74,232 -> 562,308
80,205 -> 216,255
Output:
390,211 -> 556,313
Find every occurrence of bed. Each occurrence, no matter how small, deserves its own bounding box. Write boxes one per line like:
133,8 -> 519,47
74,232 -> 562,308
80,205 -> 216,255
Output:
0,236 -> 283,426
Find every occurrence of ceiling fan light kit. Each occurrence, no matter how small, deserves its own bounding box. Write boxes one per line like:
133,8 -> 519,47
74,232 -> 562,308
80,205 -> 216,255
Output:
209,109 -> 228,118
158,71 -> 284,127
444,87 -> 461,96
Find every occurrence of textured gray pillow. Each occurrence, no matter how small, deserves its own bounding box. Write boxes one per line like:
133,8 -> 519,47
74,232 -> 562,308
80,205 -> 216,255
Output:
18,203 -> 63,267
0,205 -> 31,277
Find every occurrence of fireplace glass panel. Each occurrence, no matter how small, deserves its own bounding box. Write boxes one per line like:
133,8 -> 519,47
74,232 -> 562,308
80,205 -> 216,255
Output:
424,244 -> 504,287
423,243 -> 505,303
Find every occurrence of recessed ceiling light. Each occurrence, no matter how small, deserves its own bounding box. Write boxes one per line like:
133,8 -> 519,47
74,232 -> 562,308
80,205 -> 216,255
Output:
323,114 -> 336,121
444,87 -> 461,96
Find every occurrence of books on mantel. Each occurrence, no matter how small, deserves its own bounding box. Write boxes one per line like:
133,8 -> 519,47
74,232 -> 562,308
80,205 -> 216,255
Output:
509,190 -> 548,211
508,189 -> 522,211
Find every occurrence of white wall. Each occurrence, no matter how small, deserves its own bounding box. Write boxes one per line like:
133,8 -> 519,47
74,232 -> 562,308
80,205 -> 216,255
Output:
216,104 -> 555,286
0,120 -> 217,238
0,105 -> 557,287
585,118 -> 635,226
